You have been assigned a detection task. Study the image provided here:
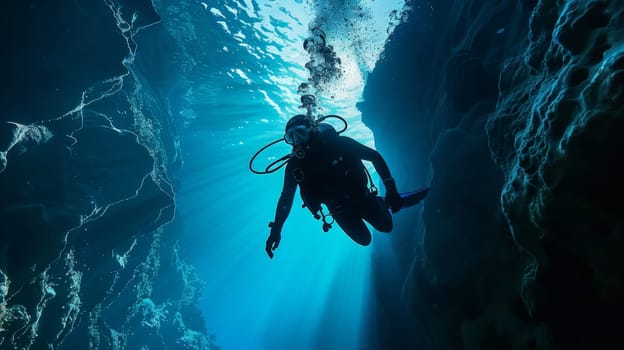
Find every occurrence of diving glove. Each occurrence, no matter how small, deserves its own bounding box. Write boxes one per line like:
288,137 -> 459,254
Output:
265,222 -> 282,259
384,178 -> 402,213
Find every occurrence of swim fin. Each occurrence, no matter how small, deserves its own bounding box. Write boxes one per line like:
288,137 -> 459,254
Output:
398,188 -> 429,209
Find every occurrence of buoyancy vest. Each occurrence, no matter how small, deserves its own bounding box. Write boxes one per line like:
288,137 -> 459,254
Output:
288,123 -> 369,214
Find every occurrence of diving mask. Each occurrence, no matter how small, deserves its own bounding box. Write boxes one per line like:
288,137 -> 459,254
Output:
284,125 -> 311,145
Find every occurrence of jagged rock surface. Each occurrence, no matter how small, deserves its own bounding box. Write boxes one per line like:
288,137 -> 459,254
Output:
487,0 -> 624,348
363,0 -> 623,349
0,1 -> 218,349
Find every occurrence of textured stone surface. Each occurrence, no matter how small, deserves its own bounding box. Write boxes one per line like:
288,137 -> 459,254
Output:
0,1 -> 217,349
363,0 -> 623,349
487,0 -> 624,348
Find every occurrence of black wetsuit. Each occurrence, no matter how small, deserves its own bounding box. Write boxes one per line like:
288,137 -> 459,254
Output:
272,126 -> 394,246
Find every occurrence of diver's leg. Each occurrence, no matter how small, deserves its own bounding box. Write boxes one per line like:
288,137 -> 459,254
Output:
361,196 -> 393,232
331,205 -> 372,246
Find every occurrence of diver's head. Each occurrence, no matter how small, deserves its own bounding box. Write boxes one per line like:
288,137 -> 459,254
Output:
284,114 -> 312,145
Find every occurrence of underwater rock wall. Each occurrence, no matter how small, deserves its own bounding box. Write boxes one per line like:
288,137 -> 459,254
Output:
412,1 -> 549,349
361,0 -> 539,348
0,1 -> 216,349
363,0 -> 623,349
487,0 -> 624,348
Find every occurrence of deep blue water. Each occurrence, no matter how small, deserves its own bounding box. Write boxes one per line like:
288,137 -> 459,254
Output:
158,1 -> 409,349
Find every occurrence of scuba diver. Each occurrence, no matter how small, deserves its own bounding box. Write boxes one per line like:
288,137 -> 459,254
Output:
251,97 -> 429,259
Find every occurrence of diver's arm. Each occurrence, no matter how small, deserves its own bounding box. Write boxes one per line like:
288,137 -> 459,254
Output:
340,136 -> 402,212
271,164 -> 297,230
266,164 -> 296,259
339,136 -> 393,181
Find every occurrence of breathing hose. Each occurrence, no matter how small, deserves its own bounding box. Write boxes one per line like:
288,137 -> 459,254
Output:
249,138 -> 290,174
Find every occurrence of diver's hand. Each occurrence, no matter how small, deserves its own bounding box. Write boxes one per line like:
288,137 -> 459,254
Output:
265,224 -> 282,259
384,179 -> 402,213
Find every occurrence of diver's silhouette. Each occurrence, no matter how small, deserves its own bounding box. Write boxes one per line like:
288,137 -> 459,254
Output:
265,114 -> 429,259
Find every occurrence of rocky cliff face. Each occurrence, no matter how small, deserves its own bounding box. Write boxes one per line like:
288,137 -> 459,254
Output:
0,1 -> 217,349
362,0 -> 623,349
487,0 -> 624,348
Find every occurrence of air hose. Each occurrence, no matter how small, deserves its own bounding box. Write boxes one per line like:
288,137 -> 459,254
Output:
249,137 -> 290,174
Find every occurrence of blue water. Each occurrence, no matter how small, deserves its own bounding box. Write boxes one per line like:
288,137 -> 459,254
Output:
155,0 -> 408,348
8,1 -> 619,349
